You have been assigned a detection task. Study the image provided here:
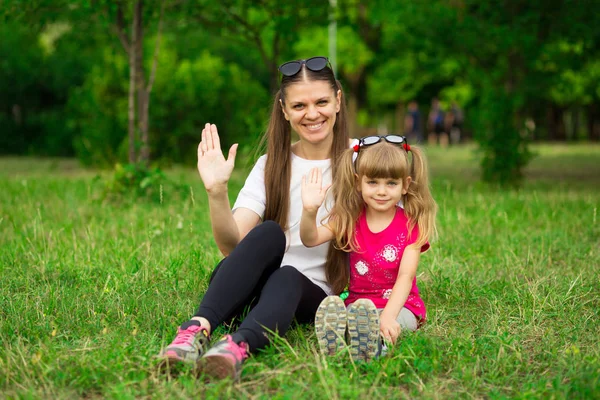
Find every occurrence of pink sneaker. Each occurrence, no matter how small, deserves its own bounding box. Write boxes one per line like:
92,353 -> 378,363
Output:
198,335 -> 249,380
160,320 -> 210,366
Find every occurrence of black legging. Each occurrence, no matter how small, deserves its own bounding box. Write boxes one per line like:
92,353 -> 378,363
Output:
194,220 -> 328,352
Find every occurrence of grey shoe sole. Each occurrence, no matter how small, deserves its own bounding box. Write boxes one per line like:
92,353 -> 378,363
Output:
347,299 -> 380,362
314,296 -> 347,356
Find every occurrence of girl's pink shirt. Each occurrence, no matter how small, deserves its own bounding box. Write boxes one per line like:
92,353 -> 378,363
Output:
345,207 -> 429,323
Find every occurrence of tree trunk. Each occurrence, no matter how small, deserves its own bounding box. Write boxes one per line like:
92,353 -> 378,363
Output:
588,104 -> 600,141
127,3 -> 139,164
572,108 -> 580,141
268,62 -> 279,95
347,94 -> 359,138
547,104 -> 566,141
344,72 -> 364,138
395,101 -> 405,134
134,0 -> 148,164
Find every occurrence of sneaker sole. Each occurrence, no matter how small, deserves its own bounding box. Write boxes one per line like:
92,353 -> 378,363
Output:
314,296 -> 347,356
347,299 -> 380,362
197,355 -> 238,381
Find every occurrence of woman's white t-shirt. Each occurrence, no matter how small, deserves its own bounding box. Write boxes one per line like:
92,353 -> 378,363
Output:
232,153 -> 334,295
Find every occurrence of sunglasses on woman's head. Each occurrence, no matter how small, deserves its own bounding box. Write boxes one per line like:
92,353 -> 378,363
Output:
278,56 -> 330,77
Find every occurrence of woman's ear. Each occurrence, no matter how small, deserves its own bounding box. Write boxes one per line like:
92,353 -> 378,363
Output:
402,176 -> 412,195
280,99 -> 290,121
335,90 -> 341,113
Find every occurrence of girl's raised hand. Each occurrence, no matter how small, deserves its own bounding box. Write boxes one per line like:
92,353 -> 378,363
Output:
301,167 -> 331,213
197,123 -> 238,193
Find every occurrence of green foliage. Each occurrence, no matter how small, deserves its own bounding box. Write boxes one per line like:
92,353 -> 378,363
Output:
68,47 -> 129,166
0,22 -> 47,154
150,46 -> 269,163
473,89 -> 533,185
294,25 -> 374,78
68,37 -> 270,167
95,163 -> 186,203
2,0 -> 600,181
0,18 -> 97,157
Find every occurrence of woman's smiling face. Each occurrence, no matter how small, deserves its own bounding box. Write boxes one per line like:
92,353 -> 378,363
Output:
281,80 -> 341,147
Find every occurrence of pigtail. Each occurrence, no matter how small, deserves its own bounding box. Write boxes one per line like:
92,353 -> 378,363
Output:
324,147 -> 363,294
330,148 -> 363,251
403,146 -> 438,248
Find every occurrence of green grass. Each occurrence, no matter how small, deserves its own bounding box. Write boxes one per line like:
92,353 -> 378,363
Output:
1,143 -> 599,399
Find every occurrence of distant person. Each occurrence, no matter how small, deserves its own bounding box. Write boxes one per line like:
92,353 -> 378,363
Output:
450,101 -> 464,144
158,56 -> 350,380
444,107 -> 455,145
299,135 -> 437,362
427,97 -> 449,147
404,101 -> 423,143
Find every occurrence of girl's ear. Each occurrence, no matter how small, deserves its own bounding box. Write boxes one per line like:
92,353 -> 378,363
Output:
355,173 -> 361,191
402,176 -> 412,195
335,89 -> 341,113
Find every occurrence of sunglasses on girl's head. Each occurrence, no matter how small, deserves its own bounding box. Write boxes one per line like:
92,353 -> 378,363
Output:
352,135 -> 410,170
359,135 -> 407,147
278,56 -> 330,77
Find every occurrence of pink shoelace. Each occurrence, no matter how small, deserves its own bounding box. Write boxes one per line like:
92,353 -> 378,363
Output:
223,335 -> 249,360
172,325 -> 202,345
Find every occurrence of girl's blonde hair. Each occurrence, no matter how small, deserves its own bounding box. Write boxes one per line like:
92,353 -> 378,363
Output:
325,141 -> 437,294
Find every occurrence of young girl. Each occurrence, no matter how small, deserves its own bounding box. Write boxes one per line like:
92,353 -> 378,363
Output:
300,135 -> 437,362
159,57 -> 349,380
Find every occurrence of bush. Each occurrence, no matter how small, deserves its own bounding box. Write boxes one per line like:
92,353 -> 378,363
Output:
94,163 -> 186,204
472,88 -> 533,186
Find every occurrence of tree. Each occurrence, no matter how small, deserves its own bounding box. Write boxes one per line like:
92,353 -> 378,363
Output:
2,0 -> 167,164
111,0 -> 165,164
372,0 -> 600,185
180,0 -> 329,93
294,25 -> 373,137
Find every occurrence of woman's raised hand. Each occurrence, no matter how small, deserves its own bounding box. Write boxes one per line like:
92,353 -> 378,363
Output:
301,167 -> 331,213
197,123 -> 238,193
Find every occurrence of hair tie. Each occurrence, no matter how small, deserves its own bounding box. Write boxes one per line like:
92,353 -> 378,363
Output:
350,139 -> 360,164
403,143 -> 411,152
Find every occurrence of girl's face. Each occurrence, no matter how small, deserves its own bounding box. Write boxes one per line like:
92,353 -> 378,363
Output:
281,80 -> 341,147
358,175 -> 410,214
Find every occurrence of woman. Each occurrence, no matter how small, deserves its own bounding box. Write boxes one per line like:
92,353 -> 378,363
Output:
160,56 -> 349,380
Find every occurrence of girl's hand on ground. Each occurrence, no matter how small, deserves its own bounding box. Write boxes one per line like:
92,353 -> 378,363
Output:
301,167 -> 331,213
197,123 -> 238,193
380,316 -> 401,344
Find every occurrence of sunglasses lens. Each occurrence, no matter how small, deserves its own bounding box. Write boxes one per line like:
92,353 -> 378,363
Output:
386,135 -> 405,144
279,61 -> 302,76
305,57 -> 328,72
362,136 -> 381,146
